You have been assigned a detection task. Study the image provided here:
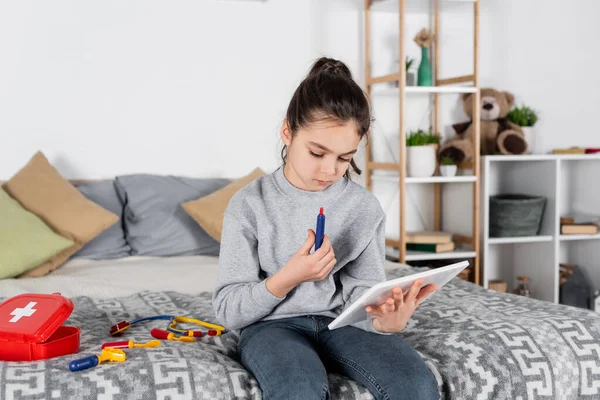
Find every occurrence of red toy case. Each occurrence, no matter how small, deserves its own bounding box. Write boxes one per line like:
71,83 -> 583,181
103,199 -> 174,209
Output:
0,293 -> 80,361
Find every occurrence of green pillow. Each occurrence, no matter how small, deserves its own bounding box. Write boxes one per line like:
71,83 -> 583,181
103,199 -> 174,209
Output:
0,188 -> 74,279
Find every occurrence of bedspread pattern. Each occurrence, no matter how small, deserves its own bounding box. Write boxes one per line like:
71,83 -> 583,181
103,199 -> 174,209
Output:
1,268 -> 600,399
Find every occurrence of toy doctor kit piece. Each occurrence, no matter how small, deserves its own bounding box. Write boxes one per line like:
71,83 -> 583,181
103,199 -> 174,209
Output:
151,328 -> 196,342
101,339 -> 161,350
315,207 -> 325,251
0,293 -> 80,362
110,315 -> 227,337
69,348 -> 126,372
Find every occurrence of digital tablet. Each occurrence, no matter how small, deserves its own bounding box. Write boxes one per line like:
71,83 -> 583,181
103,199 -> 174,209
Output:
327,260 -> 469,330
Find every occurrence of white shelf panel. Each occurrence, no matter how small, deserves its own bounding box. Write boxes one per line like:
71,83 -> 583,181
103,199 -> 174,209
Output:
560,234 -> 600,242
371,0 -> 476,13
488,235 -> 553,244
371,86 -> 477,95
406,249 -> 476,262
386,245 -> 475,262
484,154 -> 600,162
407,176 -> 476,183
406,86 -> 477,94
372,175 -> 477,184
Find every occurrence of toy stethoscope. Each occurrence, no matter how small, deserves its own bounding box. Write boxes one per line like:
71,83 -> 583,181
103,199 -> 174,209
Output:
109,315 -> 227,338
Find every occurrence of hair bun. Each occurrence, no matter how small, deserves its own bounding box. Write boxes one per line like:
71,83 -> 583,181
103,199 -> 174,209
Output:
308,57 -> 353,80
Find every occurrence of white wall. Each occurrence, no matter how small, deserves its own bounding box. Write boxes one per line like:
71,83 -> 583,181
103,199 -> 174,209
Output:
0,0 -> 325,179
482,0 -> 600,153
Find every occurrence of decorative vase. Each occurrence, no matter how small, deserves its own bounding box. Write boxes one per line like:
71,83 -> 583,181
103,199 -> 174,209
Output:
522,126 -> 535,154
440,165 -> 457,177
407,145 -> 436,177
417,47 -> 432,87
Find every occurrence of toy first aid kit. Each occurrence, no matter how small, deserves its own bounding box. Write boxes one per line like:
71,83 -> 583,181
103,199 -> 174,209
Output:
0,293 -> 80,361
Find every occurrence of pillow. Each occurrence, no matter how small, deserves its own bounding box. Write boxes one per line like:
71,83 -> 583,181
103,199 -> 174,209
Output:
114,174 -> 231,257
0,189 -> 74,279
73,181 -> 131,259
3,151 -> 119,278
182,167 -> 266,242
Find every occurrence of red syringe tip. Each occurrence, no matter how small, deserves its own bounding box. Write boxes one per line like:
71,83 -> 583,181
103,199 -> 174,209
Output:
319,207 -> 324,215
151,328 -> 170,340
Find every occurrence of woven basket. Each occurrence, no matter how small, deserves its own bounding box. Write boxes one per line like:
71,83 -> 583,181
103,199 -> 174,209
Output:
489,194 -> 546,237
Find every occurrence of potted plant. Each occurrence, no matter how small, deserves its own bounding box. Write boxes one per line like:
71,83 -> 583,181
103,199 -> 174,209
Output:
406,130 -> 439,177
392,56 -> 416,87
506,104 -> 538,154
406,56 -> 416,86
439,156 -> 457,177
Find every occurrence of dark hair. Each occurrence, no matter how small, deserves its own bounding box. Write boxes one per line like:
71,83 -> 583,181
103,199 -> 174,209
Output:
281,57 -> 372,179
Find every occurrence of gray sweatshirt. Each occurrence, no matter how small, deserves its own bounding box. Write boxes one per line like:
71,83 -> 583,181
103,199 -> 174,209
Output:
212,166 -> 387,334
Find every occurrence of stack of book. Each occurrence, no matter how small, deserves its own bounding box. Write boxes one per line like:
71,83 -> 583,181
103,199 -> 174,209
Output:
405,231 -> 455,253
551,147 -> 600,154
560,215 -> 599,235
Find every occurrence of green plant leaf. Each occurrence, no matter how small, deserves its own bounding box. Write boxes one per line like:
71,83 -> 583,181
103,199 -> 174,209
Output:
406,129 -> 440,146
506,104 -> 538,127
441,156 -> 455,165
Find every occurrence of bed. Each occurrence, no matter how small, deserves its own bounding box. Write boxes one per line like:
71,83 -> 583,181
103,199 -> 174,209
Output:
3,155 -> 600,399
2,255 -> 600,400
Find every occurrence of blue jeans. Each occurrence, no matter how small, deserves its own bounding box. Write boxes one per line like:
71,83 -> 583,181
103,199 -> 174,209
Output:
238,315 -> 439,400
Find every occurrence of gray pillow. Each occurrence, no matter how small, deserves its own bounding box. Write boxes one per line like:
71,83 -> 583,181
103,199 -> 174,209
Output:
115,174 -> 230,257
73,181 -> 131,259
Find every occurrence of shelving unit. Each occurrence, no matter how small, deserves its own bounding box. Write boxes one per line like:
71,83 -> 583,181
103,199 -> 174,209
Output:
363,0 -> 482,283
482,154 -> 600,304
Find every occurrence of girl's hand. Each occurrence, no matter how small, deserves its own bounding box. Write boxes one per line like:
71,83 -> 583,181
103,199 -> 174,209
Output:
366,279 -> 437,333
266,229 -> 336,298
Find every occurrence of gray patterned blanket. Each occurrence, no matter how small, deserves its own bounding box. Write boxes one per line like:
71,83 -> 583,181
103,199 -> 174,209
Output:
2,267 -> 600,400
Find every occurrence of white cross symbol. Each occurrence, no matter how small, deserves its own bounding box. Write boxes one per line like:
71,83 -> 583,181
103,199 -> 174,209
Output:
9,302 -> 38,323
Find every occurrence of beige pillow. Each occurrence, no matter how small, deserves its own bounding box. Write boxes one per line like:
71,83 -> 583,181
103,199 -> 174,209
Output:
182,167 -> 265,242
3,151 -> 119,278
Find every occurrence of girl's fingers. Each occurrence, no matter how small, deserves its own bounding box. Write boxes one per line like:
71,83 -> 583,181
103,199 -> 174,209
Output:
321,257 -> 336,277
366,298 -> 395,316
416,284 -> 438,304
383,298 -> 395,313
365,306 -> 383,318
316,248 -> 335,269
312,235 -> 332,259
393,287 -> 403,307
405,279 -> 423,302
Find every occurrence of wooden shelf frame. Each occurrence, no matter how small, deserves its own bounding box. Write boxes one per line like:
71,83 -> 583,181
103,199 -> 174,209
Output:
363,0 -> 482,285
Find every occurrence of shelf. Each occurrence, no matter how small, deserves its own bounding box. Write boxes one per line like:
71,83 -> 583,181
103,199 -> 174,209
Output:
371,0 -> 476,13
560,234 -> 600,242
372,175 -> 476,184
406,249 -> 476,262
407,86 -> 477,94
364,0 -> 481,283
482,155 -> 600,303
407,176 -> 476,183
484,154 -> 600,162
488,235 -> 553,244
387,246 -> 476,262
371,85 -> 477,94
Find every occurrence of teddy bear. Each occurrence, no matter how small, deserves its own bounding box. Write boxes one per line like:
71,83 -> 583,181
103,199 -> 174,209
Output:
438,88 -> 528,163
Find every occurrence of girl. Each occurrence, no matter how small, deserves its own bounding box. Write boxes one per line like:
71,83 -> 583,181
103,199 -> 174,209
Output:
213,57 -> 439,400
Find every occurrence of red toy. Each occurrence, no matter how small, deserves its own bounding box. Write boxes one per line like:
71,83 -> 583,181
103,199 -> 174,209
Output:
0,293 -> 80,361
151,328 -> 195,342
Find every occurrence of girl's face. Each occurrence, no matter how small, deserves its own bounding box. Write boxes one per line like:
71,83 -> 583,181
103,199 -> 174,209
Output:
281,118 -> 360,192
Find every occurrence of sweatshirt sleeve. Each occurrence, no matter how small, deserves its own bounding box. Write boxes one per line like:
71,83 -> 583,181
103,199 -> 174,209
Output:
212,193 -> 285,330
339,215 -> 392,335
